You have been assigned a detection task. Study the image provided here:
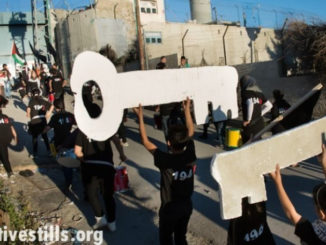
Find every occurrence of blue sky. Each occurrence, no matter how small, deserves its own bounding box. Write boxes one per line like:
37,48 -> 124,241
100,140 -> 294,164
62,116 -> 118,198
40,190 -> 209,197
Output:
165,0 -> 326,28
1,0 -> 326,28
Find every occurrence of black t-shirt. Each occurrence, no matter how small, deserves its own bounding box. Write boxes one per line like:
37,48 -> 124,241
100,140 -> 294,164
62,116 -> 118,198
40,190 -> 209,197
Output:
51,74 -> 64,93
271,99 -> 291,119
0,113 -> 13,145
241,90 -> 267,126
271,99 -> 291,134
295,218 -> 326,245
48,112 -> 75,146
75,131 -> 114,164
227,202 -> 275,245
153,140 -> 197,207
21,69 -> 29,83
40,72 -> 48,86
28,97 -> 51,121
26,79 -> 39,92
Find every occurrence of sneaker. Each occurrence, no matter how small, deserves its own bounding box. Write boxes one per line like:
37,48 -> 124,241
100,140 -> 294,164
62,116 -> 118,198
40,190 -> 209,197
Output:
63,184 -> 72,195
7,172 -> 14,178
93,216 -> 107,230
120,139 -> 129,147
107,221 -> 116,232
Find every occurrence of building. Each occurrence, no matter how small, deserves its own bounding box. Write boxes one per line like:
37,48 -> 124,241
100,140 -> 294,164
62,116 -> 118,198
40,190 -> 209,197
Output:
54,0 -> 281,76
142,0 -> 281,68
0,11 -> 48,76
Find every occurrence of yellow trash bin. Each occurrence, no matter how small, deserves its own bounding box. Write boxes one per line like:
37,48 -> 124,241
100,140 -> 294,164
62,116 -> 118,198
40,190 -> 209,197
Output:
226,128 -> 242,148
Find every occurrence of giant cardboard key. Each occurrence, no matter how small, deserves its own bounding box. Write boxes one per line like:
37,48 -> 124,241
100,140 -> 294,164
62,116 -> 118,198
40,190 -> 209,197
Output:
70,51 -> 239,141
211,116 -> 326,220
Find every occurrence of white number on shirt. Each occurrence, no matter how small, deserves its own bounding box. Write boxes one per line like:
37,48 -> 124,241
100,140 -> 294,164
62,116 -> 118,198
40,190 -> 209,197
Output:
172,169 -> 193,181
243,224 -> 264,242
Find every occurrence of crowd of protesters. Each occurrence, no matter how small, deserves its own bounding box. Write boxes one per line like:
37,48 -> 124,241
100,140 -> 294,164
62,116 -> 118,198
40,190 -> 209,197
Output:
0,56 -> 324,245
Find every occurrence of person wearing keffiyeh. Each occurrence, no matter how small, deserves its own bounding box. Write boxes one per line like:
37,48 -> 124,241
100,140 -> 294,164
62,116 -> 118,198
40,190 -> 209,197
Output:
270,145 -> 326,245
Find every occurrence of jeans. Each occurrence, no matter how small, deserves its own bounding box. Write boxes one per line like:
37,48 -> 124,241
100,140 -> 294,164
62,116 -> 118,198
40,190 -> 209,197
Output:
203,121 -> 226,141
4,81 -> 11,98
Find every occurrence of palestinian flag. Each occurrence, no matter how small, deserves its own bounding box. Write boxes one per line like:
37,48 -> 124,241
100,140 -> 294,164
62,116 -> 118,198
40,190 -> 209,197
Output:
12,42 -> 25,65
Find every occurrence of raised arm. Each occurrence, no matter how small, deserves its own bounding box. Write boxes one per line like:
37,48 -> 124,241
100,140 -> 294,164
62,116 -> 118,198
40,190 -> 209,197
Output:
45,105 -> 54,121
133,105 -> 157,154
183,97 -> 194,138
318,144 -> 326,179
270,164 -> 302,225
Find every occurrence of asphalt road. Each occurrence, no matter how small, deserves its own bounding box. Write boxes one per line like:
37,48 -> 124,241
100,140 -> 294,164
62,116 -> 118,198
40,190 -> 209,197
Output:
3,92 -> 324,245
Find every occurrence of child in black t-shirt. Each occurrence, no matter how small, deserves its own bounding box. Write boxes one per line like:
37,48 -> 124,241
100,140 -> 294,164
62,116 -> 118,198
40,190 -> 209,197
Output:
74,101 -> 127,232
44,99 -> 76,189
271,153 -> 326,245
49,68 -> 66,109
26,89 -> 54,158
134,97 -> 196,245
227,198 -> 275,245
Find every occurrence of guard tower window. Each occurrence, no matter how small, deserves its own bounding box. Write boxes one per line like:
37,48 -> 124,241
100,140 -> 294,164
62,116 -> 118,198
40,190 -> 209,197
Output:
141,7 -> 146,13
146,8 -> 151,13
152,8 -> 157,13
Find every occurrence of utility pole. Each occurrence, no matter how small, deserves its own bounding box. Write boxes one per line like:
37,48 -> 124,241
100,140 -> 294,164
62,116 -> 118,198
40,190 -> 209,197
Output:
44,0 -> 53,63
43,0 -> 53,44
135,0 -> 145,70
31,0 -> 38,63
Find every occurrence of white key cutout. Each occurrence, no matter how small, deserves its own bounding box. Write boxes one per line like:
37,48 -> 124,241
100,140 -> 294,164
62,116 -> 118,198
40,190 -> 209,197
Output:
211,116 -> 326,220
70,51 -> 239,141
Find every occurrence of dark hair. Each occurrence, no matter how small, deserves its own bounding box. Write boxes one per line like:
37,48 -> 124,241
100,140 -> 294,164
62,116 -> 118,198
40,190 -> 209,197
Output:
167,124 -> 189,151
313,183 -> 326,213
156,62 -> 166,69
160,56 -> 166,61
273,89 -> 284,100
240,75 -> 257,90
53,99 -> 64,110
181,56 -> 186,60
2,64 -> 7,68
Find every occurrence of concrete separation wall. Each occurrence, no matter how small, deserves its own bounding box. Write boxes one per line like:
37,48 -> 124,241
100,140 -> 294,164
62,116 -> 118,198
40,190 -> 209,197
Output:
55,7 -> 133,77
143,22 -> 281,68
